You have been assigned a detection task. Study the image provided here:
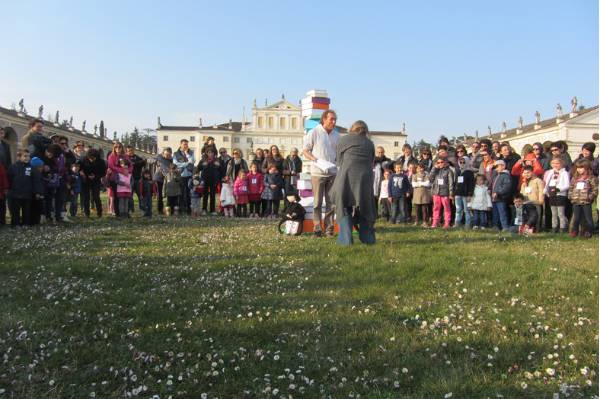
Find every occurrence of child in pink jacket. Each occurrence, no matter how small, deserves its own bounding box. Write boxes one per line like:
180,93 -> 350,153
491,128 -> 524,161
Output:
233,169 -> 249,217
247,163 -> 264,218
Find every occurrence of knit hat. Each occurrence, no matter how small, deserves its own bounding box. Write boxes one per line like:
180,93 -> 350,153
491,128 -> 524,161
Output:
494,160 -> 506,168
30,157 -> 44,168
582,142 -> 596,154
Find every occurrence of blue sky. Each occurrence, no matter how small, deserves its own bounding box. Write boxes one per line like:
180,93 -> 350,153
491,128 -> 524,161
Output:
2,0 -> 598,143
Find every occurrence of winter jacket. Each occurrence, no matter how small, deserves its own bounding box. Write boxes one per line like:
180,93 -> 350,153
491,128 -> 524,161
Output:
233,177 -> 249,204
491,170 -> 512,202
543,169 -> 570,197
173,149 -> 195,178
153,154 -> 173,182
68,172 -> 82,194
519,176 -> 545,205
411,172 -> 431,204
469,185 -> 492,211
511,153 -> 544,185
140,177 -> 157,198
394,154 -> 416,171
247,171 -> 264,201
388,172 -> 410,198
261,172 -> 284,201
225,158 -> 249,183
188,177 -> 204,199
80,157 -> 107,187
0,140 -> 12,169
0,163 -> 8,200
220,182 -> 235,206
454,168 -> 475,197
330,134 -> 376,222
22,130 -> 52,159
373,156 -> 391,196
7,161 -> 40,199
430,166 -> 455,197
164,170 -> 181,197
116,170 -> 132,198
283,155 -> 302,189
129,154 -> 147,180
198,157 -> 222,186
262,155 -> 285,174
42,153 -> 67,189
568,175 -> 598,205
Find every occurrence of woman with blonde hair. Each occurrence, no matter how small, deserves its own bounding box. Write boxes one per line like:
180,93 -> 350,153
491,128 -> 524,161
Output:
331,120 -> 376,245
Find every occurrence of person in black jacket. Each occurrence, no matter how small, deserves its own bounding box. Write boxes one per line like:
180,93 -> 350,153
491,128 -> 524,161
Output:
0,127 -> 12,169
198,148 -> 222,215
126,146 -> 147,213
7,149 -> 39,226
80,148 -> 107,218
454,156 -> 475,228
282,148 -> 302,205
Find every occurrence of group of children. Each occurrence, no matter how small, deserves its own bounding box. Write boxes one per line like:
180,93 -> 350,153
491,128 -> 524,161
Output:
377,153 -> 598,237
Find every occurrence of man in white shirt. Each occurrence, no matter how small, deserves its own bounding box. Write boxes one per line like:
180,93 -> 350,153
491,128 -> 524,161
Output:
303,110 -> 340,237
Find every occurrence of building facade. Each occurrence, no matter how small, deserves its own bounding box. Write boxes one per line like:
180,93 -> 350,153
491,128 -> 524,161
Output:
157,97 -> 407,159
0,105 -> 157,161
464,105 -> 598,160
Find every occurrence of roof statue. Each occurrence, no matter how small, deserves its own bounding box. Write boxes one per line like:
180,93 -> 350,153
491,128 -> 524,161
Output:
571,96 -> 578,113
55,110 -> 60,124
556,103 -> 563,118
487,126 -> 492,135
18,99 -> 24,113
38,105 -> 44,119
518,116 -> 523,129
535,111 -> 541,124
82,120 -> 86,132
502,121 -> 507,132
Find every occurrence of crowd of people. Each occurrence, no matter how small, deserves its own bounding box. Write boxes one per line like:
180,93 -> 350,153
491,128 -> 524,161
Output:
0,119 -> 304,226
1,117 -> 598,240
373,136 -> 599,237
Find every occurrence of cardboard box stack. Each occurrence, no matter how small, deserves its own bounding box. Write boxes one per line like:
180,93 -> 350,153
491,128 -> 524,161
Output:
301,89 -> 330,133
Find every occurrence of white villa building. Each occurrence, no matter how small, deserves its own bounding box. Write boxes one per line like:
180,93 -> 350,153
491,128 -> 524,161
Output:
470,103 -> 598,159
157,96 -> 407,159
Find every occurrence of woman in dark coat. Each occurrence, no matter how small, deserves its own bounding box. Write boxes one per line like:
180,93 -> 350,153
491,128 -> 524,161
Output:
262,145 -> 284,174
331,120 -> 376,245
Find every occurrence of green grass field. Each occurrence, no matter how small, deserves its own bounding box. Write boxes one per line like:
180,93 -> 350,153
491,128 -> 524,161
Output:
0,215 -> 598,398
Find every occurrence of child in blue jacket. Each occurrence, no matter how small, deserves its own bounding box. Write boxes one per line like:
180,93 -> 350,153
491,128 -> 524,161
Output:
388,163 -> 411,224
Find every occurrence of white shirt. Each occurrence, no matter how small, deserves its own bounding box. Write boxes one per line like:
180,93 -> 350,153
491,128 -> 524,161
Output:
303,124 -> 340,177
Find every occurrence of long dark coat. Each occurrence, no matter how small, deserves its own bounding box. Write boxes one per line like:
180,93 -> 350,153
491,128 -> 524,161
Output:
331,134 -> 376,222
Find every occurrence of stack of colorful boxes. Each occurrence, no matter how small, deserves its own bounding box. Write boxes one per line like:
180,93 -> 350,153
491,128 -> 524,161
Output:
298,89 -> 337,232
301,89 -> 330,133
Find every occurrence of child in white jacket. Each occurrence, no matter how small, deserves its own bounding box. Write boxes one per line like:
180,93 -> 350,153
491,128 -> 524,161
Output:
543,157 -> 570,232
220,177 -> 236,217
469,174 -> 492,229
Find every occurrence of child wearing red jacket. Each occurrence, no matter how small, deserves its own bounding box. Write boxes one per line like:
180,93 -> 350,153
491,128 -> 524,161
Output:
0,163 -> 8,226
247,162 -> 264,218
233,169 -> 249,217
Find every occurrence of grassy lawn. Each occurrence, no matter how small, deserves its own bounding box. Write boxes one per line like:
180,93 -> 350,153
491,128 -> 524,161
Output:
0,215 -> 597,398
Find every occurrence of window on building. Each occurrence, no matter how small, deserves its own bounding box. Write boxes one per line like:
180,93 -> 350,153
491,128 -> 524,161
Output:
233,137 -> 240,143
291,117 -> 298,129
268,116 -> 274,129
163,135 -> 169,141
279,117 -> 286,129
257,117 -> 264,129
394,141 -> 399,147
223,136 -> 229,142
189,136 -> 195,142
246,137 -> 253,143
